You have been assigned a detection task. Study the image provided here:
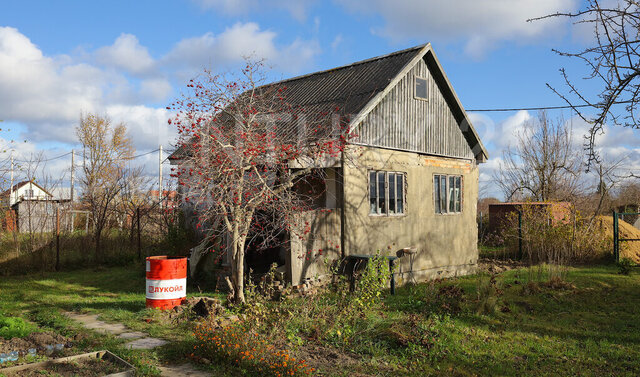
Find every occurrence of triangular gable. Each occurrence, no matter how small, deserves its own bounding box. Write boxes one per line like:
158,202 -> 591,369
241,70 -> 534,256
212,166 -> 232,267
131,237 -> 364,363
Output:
349,44 -> 488,163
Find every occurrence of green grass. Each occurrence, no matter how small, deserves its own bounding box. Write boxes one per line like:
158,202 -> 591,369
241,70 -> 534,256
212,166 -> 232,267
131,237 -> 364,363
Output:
234,265 -> 640,376
478,244 -> 512,259
0,262 -> 223,376
1,264 -> 640,376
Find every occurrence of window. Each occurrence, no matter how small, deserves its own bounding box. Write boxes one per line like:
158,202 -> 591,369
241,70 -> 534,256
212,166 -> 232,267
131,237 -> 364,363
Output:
25,189 -> 34,198
434,174 -> 462,214
369,171 -> 405,215
415,77 -> 428,100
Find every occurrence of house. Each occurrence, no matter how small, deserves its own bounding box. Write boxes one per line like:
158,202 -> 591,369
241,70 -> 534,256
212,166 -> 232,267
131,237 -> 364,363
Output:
148,190 -> 178,210
170,44 -> 488,286
0,181 -> 68,233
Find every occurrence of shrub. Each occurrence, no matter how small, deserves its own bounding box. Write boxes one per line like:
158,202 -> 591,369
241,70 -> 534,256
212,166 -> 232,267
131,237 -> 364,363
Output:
501,203 -> 610,268
192,322 -> 315,376
476,274 -> 502,315
0,315 -> 35,339
617,258 -> 635,275
352,253 -> 393,311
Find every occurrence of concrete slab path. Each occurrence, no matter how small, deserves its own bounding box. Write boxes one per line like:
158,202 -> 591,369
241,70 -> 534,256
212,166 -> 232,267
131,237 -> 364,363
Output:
65,312 -> 211,376
158,364 -> 212,376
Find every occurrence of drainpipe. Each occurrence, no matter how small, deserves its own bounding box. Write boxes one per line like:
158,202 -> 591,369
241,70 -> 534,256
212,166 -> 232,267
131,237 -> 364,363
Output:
340,148 -> 345,259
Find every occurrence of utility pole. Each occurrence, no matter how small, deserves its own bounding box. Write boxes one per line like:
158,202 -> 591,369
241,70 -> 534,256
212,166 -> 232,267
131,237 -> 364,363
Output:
158,145 -> 163,210
70,150 -> 75,232
55,207 -> 60,271
9,154 -> 14,206
70,150 -> 74,202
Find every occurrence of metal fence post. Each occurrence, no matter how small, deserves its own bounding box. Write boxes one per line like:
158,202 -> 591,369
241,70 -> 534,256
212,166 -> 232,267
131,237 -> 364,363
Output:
613,210 -> 618,263
518,210 -> 523,260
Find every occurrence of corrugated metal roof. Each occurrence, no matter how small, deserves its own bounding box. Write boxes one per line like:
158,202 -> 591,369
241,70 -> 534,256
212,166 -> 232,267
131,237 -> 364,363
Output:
169,44 -> 489,162
169,46 -> 424,161
262,44 -> 424,114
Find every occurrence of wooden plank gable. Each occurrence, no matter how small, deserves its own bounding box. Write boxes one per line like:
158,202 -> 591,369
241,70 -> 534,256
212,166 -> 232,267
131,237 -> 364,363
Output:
354,55 -> 475,160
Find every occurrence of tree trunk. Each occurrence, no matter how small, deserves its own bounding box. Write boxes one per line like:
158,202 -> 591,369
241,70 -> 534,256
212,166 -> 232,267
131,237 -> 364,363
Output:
95,227 -> 102,264
232,235 -> 246,304
129,210 -> 135,245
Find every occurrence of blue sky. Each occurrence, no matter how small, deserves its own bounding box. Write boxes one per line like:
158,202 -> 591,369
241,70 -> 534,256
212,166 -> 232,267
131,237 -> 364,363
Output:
1,0 -> 638,198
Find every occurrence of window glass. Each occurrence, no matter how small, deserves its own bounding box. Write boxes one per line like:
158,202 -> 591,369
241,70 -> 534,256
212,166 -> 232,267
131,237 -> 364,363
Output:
369,171 -> 406,216
369,171 -> 377,214
388,173 -> 396,214
455,177 -> 461,212
448,176 -> 455,212
377,171 -> 386,214
434,175 -> 441,213
439,177 -> 447,213
416,77 -> 428,99
396,174 -> 404,214
434,174 -> 462,214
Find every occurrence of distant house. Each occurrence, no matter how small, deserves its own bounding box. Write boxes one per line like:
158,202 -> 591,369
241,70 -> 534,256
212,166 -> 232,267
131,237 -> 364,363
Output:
170,44 -> 488,286
0,181 -> 68,233
148,190 -> 178,210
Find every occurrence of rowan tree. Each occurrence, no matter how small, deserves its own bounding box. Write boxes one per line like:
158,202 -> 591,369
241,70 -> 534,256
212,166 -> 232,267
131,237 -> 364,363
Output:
170,61 -> 350,304
77,113 -> 134,262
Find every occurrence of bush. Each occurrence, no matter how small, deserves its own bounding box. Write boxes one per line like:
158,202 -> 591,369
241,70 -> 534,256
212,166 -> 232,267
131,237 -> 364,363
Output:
192,322 -> 315,376
617,258 -> 635,275
0,315 -> 35,339
352,253 -> 393,311
476,274 -> 502,315
502,203 -> 610,266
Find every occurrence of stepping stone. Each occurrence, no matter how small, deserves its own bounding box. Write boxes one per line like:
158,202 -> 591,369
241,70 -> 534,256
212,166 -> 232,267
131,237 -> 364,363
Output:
117,331 -> 146,340
125,337 -> 168,350
159,363 -> 211,376
66,313 -> 127,335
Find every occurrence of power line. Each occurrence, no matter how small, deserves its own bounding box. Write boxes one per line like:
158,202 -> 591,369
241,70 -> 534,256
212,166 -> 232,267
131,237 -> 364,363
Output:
13,151 -> 72,163
467,100 -> 634,112
12,148 -> 164,164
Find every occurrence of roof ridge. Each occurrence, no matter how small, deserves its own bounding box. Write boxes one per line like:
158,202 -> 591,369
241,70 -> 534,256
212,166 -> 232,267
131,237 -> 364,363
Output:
266,43 -> 427,87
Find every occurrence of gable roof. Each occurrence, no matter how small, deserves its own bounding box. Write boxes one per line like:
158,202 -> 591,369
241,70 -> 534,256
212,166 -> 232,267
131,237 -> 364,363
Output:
0,180 -> 53,198
169,44 -> 488,163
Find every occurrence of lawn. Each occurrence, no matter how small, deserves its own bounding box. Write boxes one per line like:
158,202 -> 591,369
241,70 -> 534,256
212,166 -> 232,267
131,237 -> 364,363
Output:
1,263 -> 639,376
0,262 -> 226,376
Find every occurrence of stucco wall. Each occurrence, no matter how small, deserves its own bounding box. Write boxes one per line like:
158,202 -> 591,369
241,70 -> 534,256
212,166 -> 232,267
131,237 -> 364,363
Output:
342,145 -> 478,284
290,145 -> 479,286
289,210 -> 341,285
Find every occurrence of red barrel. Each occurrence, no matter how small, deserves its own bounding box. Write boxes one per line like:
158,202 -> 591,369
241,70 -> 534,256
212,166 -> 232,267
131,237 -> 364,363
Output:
146,256 -> 187,310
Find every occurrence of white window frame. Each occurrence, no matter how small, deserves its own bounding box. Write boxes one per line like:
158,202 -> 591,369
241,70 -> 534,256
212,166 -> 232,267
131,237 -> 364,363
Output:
415,77 -> 428,101
369,170 -> 406,216
434,174 -> 462,214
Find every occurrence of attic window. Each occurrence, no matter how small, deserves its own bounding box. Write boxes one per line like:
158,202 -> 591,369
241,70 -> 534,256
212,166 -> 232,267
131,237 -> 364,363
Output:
415,77 -> 428,100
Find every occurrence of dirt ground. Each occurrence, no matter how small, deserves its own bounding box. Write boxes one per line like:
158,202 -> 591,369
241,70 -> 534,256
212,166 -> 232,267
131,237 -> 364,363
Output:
478,258 -> 526,274
1,356 -> 127,377
0,332 -> 69,354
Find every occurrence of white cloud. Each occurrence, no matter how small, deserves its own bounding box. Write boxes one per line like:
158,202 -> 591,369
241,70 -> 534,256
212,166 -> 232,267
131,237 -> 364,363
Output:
139,78 -> 173,103
105,105 -> 176,150
95,33 -> 155,76
0,26 -> 171,151
163,23 -> 320,75
0,27 -> 103,126
337,0 -> 578,58
495,110 -> 532,149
